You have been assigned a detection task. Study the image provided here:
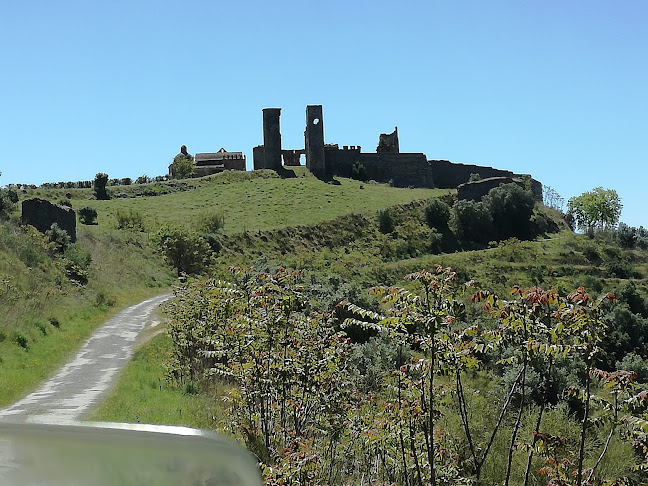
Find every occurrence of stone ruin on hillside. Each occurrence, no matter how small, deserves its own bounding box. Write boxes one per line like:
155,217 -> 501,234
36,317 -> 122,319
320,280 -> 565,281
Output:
21,198 -> 77,242
252,105 -> 542,198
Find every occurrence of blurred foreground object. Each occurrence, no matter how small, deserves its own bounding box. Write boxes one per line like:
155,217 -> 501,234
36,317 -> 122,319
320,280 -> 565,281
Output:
0,422 -> 261,486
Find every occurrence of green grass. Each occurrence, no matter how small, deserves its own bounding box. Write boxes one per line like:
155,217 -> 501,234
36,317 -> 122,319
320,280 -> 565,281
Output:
25,168 -> 444,234
0,220 -> 175,406
88,333 -> 225,430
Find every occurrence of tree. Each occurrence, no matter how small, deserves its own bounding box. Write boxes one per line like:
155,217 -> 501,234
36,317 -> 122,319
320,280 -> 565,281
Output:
93,173 -> 110,200
484,183 -> 536,240
171,156 -> 195,179
78,206 -> 98,225
452,199 -> 493,242
155,225 -> 212,276
567,187 -> 622,236
424,198 -> 451,229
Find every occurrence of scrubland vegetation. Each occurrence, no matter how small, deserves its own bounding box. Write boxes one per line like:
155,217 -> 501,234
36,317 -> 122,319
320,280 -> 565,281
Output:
3,169 -> 648,484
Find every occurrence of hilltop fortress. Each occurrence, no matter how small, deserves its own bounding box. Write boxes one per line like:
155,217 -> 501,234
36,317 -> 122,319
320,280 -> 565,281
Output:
175,104 -> 542,199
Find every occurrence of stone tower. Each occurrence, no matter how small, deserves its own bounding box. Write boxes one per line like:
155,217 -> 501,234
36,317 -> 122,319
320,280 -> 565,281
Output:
305,105 -> 326,177
262,108 -> 282,170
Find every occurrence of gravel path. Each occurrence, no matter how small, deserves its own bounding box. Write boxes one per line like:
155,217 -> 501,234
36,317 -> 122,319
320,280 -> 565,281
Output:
0,293 -> 172,424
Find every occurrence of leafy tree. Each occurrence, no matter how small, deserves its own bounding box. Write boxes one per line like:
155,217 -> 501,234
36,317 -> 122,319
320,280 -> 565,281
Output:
46,223 -> 71,253
452,199 -> 493,242
93,173 -> 110,200
171,156 -> 195,179
351,161 -> 368,181
484,183 -> 536,240
567,187 -> 622,236
78,206 -> 97,225
0,188 -> 18,217
616,222 -> 637,249
424,197 -> 450,229
377,208 -> 395,234
155,225 -> 212,276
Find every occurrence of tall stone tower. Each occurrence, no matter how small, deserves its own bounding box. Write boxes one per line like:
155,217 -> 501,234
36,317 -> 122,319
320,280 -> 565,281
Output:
262,108 -> 282,170
305,105 -> 326,177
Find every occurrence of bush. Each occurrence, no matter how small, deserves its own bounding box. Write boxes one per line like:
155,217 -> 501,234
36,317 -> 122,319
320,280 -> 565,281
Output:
483,183 -> 535,240
200,233 -> 222,254
155,226 -> 213,276
93,173 -> 110,200
616,222 -> 637,249
617,353 -> 648,383
424,198 -> 450,229
351,161 -> 368,181
197,210 -> 225,233
58,199 -> 72,208
452,199 -> 493,242
0,189 -> 18,216
78,206 -> 98,225
115,209 -> 145,231
64,245 -> 92,284
376,208 -> 395,234
46,223 -> 71,253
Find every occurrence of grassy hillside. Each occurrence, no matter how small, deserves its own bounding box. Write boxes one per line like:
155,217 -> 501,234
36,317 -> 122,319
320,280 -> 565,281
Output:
0,170 -> 445,406
21,168 -> 443,234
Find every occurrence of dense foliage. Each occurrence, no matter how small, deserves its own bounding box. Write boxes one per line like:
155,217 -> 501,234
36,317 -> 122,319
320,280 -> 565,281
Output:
165,267 -> 648,485
567,188 -> 622,235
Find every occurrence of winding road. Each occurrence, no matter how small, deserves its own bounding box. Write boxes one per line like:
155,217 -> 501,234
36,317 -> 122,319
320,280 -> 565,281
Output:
0,293 -> 172,424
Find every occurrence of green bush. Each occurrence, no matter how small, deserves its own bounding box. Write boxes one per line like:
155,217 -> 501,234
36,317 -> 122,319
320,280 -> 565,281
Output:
46,223 -> 71,253
197,210 -> 225,233
452,199 -> 493,242
483,183 -> 535,240
93,173 -> 110,200
155,226 -> 212,276
0,189 -> 18,216
424,197 -> 450,229
376,208 -> 395,234
78,206 -> 98,225
115,209 -> 145,231
351,161 -> 368,181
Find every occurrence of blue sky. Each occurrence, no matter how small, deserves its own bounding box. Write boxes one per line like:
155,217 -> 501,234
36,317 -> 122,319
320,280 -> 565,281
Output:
1,1 -> 646,226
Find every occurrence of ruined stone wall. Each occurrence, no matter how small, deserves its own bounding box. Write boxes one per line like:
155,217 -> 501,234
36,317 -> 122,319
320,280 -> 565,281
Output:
357,153 -> 433,188
305,105 -> 326,177
324,146 -> 361,178
431,160 -> 515,188
262,108 -> 282,171
21,198 -> 76,242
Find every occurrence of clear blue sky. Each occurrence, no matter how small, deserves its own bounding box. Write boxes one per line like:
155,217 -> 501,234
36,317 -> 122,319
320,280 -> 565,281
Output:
1,1 -> 646,226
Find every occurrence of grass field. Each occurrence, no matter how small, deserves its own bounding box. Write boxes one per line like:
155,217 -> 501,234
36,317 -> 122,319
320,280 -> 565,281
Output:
25,168 -> 444,234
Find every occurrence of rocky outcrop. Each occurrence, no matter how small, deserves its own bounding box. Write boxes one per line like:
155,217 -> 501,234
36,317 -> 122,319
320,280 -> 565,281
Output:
21,198 -> 76,242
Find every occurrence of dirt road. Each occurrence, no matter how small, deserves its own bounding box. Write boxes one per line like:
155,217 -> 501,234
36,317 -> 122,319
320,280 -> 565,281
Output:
0,293 -> 172,424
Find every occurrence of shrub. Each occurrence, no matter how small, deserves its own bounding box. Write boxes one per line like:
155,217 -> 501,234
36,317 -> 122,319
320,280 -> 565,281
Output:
197,210 -> 225,233
0,188 -> 18,216
64,245 -> 92,284
469,172 -> 482,182
58,199 -> 72,208
155,225 -> 213,276
617,353 -> 648,383
376,208 -> 395,234
200,233 -> 222,255
46,223 -> 71,253
115,209 -> 145,231
351,161 -> 368,181
14,331 -> 29,350
424,197 -> 450,229
616,222 -> 637,249
93,173 -> 110,200
452,199 -> 493,242
483,183 -> 535,240
78,206 -> 98,225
